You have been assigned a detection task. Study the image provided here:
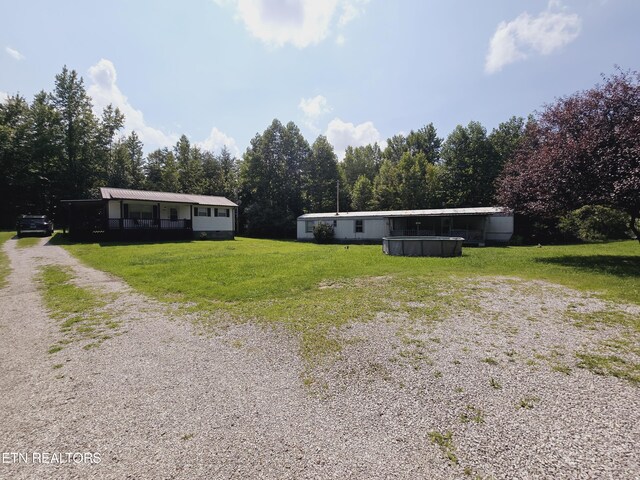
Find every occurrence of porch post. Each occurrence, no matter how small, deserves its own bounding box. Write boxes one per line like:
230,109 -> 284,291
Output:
481,216 -> 488,247
158,203 -> 161,230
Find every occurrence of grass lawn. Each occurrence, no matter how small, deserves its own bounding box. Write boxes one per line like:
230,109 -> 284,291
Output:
59,236 -> 639,358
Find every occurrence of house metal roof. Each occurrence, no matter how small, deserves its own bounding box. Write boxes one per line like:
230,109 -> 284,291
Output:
298,207 -> 511,220
100,187 -> 238,207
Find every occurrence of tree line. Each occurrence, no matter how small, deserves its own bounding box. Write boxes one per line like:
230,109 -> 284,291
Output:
1,66 -> 637,241
0,67 -> 239,229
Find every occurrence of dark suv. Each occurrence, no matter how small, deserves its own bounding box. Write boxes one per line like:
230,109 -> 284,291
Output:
16,215 -> 54,237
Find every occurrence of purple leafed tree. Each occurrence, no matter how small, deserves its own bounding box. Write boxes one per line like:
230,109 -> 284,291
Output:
497,69 -> 640,242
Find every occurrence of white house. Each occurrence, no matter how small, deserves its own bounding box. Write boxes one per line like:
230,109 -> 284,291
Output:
297,207 -> 514,246
63,187 -> 237,240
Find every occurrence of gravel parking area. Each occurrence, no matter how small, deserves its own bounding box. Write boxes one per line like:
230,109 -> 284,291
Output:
0,237 -> 638,479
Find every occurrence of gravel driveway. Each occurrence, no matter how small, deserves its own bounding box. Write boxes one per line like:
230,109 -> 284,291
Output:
0,237 -> 638,479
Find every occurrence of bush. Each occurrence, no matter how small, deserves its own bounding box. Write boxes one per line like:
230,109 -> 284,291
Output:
312,222 -> 334,243
558,205 -> 630,242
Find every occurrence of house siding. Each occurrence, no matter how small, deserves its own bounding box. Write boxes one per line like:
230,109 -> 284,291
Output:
297,217 -> 386,241
106,199 -> 235,239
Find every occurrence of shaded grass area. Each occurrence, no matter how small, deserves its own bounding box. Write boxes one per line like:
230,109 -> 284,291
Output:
59,236 -> 639,360
0,231 -> 13,288
538,255 -> 640,279
38,265 -> 119,353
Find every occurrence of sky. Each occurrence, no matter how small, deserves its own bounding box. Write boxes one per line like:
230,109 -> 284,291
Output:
1,0 -> 639,159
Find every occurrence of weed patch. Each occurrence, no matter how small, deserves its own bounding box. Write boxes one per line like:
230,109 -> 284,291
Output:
428,430 -> 458,465
575,352 -> 639,384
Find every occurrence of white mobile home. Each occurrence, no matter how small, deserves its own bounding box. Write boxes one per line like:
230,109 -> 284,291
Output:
297,207 -> 513,246
64,187 -> 237,240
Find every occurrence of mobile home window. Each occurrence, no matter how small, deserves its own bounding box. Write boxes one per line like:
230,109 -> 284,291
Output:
215,208 -> 229,217
169,208 -> 178,221
355,219 -> 364,233
305,220 -> 314,233
194,207 -> 211,217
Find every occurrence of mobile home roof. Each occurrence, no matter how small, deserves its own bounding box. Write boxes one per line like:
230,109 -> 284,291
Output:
298,207 -> 510,220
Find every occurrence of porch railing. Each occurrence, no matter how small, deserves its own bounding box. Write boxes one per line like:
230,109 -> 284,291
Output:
107,219 -> 192,230
390,229 -> 435,237
390,229 -> 483,241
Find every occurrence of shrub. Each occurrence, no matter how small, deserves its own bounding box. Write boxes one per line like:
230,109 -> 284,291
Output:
559,205 -> 630,242
312,222 -> 334,243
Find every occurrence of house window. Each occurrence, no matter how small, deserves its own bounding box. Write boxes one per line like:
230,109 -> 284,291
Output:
355,219 -> 364,233
305,220 -> 314,233
215,208 -> 229,217
194,207 -> 211,217
169,208 -> 178,221
333,220 -> 337,228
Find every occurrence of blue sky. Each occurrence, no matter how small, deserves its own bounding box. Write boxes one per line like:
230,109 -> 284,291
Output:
1,0 -> 638,158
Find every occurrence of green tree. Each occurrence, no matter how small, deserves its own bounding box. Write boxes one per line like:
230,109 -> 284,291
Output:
201,150 -> 222,195
406,123 -> 442,162
107,131 -> 144,189
125,131 -> 145,189
397,151 -> 429,208
161,150 -> 180,193
94,104 -> 125,187
440,121 -> 499,207
489,116 -> 526,168
0,95 -> 33,224
383,134 -> 408,164
27,91 -> 63,216
50,66 -> 99,200
304,135 -> 339,212
351,175 -> 374,211
372,159 -> 401,210
174,135 -> 204,193
239,119 -> 310,236
383,123 -> 442,165
218,146 -> 239,201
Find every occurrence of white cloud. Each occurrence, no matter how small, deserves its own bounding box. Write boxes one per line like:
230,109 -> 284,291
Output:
197,127 -> 240,157
325,117 -> 384,160
298,94 -> 331,132
87,59 -> 238,155
335,34 -> 346,46
88,59 -> 178,150
485,2 -> 581,74
5,46 -> 25,61
299,95 -> 331,118
214,0 -> 368,48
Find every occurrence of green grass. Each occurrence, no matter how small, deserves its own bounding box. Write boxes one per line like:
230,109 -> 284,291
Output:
0,231 -> 14,288
576,352 -> 640,384
38,265 -> 114,352
58,236 -> 639,359
16,236 -> 42,249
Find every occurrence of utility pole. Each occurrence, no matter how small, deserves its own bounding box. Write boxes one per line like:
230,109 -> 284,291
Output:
336,180 -> 340,215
